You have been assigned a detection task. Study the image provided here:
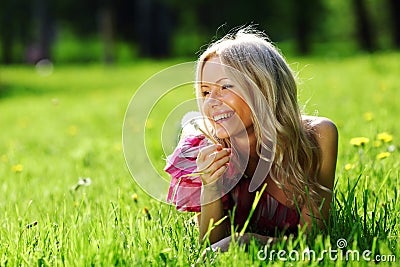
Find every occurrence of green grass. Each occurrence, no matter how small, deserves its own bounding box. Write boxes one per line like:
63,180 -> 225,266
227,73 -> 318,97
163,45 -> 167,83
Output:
0,53 -> 399,266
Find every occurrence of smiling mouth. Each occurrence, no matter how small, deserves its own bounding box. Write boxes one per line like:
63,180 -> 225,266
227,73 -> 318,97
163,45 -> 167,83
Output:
213,112 -> 234,123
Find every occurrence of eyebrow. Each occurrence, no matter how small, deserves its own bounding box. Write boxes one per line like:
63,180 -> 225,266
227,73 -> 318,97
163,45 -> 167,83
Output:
201,78 -> 229,86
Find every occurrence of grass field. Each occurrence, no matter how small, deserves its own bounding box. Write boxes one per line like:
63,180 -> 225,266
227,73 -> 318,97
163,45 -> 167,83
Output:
0,53 -> 399,266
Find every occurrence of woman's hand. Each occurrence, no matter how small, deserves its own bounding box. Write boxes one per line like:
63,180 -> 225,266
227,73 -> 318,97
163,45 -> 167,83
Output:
196,144 -> 231,205
196,144 -> 231,187
196,144 -> 231,244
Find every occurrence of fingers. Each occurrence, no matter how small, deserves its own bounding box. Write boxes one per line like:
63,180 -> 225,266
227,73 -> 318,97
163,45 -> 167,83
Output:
200,156 -> 229,185
209,156 -> 230,175
202,164 -> 227,185
197,144 -> 231,172
197,144 -> 222,162
197,146 -> 231,186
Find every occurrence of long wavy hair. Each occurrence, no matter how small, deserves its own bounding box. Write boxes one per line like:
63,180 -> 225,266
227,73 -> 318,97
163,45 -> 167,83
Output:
195,27 -> 323,211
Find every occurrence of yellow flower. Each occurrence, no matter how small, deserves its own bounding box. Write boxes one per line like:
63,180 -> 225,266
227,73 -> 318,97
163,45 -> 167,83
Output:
1,155 -> 8,163
12,164 -> 23,173
376,152 -> 390,160
377,132 -> 393,143
113,143 -> 122,151
132,193 -> 138,203
373,140 -> 382,147
379,82 -> 387,91
143,207 -> 151,220
68,125 -> 78,136
145,119 -> 154,129
363,112 -> 374,122
344,164 -> 354,171
18,119 -> 28,129
350,137 -> 369,147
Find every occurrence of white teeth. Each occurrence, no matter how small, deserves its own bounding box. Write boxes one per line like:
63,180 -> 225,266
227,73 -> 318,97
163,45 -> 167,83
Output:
213,113 -> 233,122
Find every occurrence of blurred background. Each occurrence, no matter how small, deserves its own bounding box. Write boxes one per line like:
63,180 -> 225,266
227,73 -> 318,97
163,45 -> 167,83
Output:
1,0 -> 399,65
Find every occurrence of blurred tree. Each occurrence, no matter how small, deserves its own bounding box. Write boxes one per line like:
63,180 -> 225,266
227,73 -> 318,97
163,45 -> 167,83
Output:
388,0 -> 400,48
0,0 -> 395,63
193,0 -> 289,39
55,0 -> 99,36
113,0 -> 137,53
54,0 -> 174,59
99,0 -> 115,64
351,0 -> 376,51
31,0 -> 56,62
0,1 -> 18,64
0,0 -> 32,64
293,0 -> 326,54
165,0 -> 326,55
133,0 -> 173,57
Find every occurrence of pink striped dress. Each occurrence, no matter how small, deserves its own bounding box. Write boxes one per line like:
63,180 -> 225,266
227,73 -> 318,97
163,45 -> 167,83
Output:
165,135 -> 299,236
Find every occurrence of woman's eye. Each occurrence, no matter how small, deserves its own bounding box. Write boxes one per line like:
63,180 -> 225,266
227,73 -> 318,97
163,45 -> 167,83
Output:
222,84 -> 233,90
202,91 -> 210,97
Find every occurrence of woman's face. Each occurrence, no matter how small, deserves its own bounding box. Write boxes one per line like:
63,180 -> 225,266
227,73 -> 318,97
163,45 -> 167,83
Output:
200,56 -> 253,139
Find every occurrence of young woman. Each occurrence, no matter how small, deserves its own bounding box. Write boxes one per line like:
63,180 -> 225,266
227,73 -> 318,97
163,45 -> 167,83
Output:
165,27 -> 338,251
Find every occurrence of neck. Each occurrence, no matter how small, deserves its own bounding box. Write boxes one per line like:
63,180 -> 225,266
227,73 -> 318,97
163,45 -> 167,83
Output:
231,126 -> 259,176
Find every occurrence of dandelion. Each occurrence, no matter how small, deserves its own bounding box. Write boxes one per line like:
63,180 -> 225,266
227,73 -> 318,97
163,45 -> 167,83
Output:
388,145 -> 395,152
51,98 -> 59,106
181,111 -> 218,144
78,177 -> 92,186
143,207 -> 151,220
379,82 -> 387,91
18,119 -> 28,129
73,177 -> 92,191
377,132 -> 393,143
363,112 -> 374,122
373,140 -> 382,147
181,111 -> 202,128
1,155 -> 8,163
132,193 -> 138,203
376,152 -> 390,160
350,137 -> 369,147
12,164 -> 23,173
344,164 -> 354,171
68,125 -> 78,136
145,119 -> 154,129
113,143 -> 122,151
192,121 -> 218,144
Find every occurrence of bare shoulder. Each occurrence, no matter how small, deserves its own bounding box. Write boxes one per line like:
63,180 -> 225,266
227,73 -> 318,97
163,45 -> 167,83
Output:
302,115 -> 338,142
299,117 -> 338,225
302,115 -> 338,188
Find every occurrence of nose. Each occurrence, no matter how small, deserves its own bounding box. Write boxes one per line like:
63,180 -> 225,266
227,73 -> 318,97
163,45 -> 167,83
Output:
205,97 -> 221,108
204,87 -> 222,107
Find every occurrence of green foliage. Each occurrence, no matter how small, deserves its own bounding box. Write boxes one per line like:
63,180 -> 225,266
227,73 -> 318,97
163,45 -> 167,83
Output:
0,53 -> 399,265
51,29 -> 139,64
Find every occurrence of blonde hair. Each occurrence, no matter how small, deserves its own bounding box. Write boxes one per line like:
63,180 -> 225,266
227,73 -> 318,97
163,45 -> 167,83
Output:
195,27 -> 322,210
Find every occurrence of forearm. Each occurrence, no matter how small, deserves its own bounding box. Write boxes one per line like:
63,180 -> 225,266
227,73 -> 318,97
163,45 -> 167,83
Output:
199,191 -> 229,244
196,144 -> 231,244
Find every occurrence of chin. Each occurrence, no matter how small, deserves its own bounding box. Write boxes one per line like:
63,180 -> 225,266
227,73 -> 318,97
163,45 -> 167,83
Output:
215,128 -> 229,139
216,133 -> 229,140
